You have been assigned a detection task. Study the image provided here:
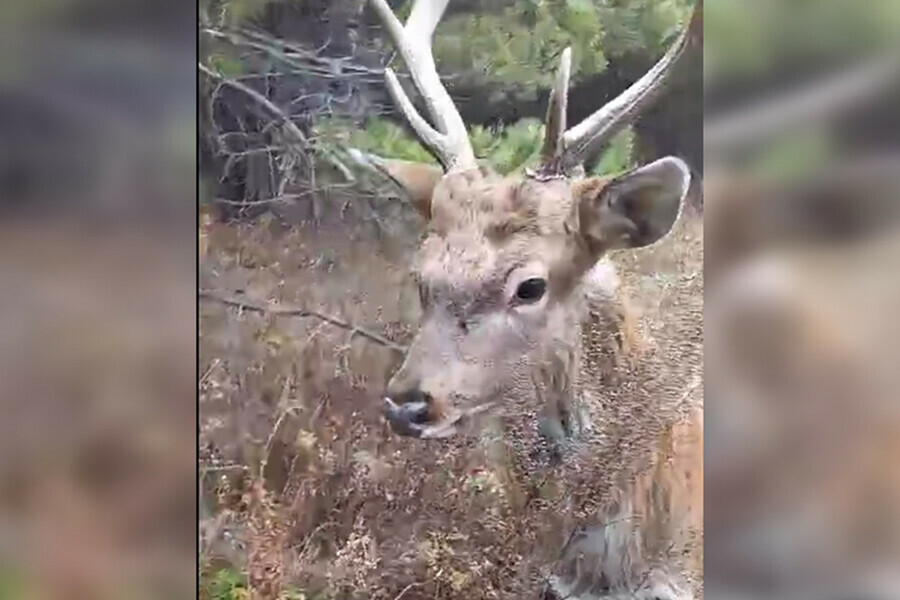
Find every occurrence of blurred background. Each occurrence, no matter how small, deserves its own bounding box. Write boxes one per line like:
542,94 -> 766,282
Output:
0,0 -> 196,598
3,0 -> 898,597
704,1 -> 900,598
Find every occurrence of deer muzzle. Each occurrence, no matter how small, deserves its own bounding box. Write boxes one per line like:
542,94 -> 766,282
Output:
382,394 -> 496,439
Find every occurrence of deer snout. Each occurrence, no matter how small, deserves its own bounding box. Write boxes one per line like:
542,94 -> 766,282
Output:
383,380 -> 434,438
383,375 -> 464,439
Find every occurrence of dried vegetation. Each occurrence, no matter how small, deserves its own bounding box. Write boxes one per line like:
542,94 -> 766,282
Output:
199,183 -> 703,600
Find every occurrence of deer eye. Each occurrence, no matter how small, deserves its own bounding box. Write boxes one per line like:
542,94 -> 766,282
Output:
515,278 -> 547,303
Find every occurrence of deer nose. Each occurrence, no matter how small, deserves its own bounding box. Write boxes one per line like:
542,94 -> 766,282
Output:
383,385 -> 433,438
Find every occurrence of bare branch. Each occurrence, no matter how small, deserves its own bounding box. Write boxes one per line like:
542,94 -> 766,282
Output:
199,62 -> 310,155
369,0 -> 476,171
203,27 -> 389,80
199,290 -> 407,353
391,582 -> 421,600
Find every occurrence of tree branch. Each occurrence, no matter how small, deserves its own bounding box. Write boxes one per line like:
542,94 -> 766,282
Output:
199,290 -> 407,353
199,62 -> 311,153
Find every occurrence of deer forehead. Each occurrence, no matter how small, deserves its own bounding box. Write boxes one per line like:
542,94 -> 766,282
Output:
415,179 -> 586,300
430,174 -> 577,234
415,229 -> 534,290
415,228 -> 498,285
417,234 -> 580,307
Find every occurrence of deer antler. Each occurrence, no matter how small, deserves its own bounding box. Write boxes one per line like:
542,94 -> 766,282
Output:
539,2 -> 701,177
370,0 -> 476,172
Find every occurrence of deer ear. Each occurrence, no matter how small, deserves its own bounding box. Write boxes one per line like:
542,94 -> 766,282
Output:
576,156 -> 691,253
378,159 -> 444,220
347,149 -> 443,220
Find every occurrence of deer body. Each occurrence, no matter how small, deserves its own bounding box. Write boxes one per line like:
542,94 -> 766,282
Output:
537,209 -> 703,599
364,1 -> 703,597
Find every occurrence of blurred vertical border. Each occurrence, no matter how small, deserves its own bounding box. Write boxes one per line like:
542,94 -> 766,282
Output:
0,0 -> 197,598
704,0 -> 900,598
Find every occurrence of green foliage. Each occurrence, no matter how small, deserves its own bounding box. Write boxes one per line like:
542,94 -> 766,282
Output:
315,117 -> 438,165
207,53 -> 245,78
745,128 -> 834,182
200,567 -> 313,600
201,0 -> 280,28
222,0 -> 273,25
203,568 -> 248,600
705,0 -> 900,83
202,0 -> 357,28
471,118 -> 544,174
427,0 -> 692,87
315,115 -> 636,177
590,127 -> 636,176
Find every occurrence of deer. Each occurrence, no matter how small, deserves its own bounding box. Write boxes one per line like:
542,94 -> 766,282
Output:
364,1 -> 703,598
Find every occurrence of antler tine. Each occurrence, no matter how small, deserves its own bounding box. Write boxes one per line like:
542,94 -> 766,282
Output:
545,3 -> 700,175
540,47 -> 572,170
370,0 -> 476,172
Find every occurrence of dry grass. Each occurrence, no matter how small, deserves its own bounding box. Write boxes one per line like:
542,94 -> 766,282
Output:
199,196 -> 704,599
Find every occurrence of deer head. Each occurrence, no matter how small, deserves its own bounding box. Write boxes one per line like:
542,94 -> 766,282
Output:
373,0 -> 698,438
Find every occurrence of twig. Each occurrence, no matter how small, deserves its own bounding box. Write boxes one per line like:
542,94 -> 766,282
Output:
392,582 -> 421,600
199,358 -> 220,386
260,406 -> 290,478
199,62 -> 311,156
199,463 -> 249,473
203,27 -> 388,78
210,181 -> 360,206
199,290 -> 407,353
295,520 -> 338,563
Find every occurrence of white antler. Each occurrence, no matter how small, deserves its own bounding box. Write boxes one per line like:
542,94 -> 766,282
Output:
540,2 -> 701,176
370,0 -> 476,171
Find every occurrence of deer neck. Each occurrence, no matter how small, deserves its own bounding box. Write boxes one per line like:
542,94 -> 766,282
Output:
529,259 -> 638,443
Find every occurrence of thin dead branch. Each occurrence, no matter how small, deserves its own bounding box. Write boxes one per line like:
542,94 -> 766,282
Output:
203,27 -> 387,80
199,62 -> 311,156
199,290 -> 407,353
392,582 -> 421,599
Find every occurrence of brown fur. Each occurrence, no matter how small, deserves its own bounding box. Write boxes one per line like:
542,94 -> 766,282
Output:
547,221 -> 702,599
378,159 -> 445,219
365,0 -> 702,592
383,163 -> 702,599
